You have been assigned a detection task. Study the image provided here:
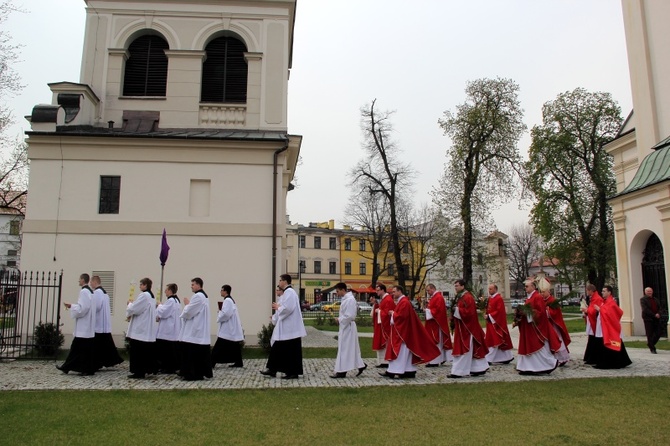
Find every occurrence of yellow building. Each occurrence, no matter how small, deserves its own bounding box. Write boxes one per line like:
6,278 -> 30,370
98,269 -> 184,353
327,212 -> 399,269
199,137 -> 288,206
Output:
286,219 -> 427,303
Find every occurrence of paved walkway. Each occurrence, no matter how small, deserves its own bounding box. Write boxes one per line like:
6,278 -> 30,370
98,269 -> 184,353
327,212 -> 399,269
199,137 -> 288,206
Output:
1,327 -> 668,391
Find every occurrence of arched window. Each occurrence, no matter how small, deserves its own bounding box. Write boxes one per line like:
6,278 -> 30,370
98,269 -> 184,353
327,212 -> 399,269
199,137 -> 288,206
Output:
123,35 -> 169,97
201,36 -> 248,103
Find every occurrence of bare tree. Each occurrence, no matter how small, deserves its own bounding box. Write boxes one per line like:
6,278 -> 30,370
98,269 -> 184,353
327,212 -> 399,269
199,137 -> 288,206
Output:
351,99 -> 413,290
343,185 -> 391,287
507,223 -> 539,295
397,203 -> 443,299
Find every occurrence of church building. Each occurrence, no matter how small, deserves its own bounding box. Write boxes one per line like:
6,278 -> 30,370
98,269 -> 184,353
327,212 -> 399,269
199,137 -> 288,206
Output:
21,0 -> 301,341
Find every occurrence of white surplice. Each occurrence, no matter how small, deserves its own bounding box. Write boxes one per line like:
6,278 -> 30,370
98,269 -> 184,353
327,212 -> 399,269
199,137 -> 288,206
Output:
71,287 -> 96,338
334,292 -> 365,373
180,291 -> 211,345
217,296 -> 244,342
156,296 -> 182,341
126,291 -> 156,342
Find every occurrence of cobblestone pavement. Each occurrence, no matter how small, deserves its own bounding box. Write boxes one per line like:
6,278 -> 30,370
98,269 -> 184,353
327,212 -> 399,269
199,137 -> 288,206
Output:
1,327 -> 668,391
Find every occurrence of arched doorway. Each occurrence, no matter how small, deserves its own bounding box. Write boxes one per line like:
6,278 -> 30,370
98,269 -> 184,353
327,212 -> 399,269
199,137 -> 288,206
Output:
641,234 -> 668,337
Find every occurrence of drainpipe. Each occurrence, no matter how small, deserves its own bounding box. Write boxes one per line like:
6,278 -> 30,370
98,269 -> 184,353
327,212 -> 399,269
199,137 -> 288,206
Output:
272,140 -> 289,303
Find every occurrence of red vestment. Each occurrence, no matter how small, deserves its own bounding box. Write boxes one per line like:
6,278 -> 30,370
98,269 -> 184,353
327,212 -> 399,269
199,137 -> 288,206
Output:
385,296 -> 440,364
545,295 -> 571,348
587,292 -> 603,331
484,293 -> 513,350
600,296 -> 624,351
371,302 -> 383,350
517,290 -> 561,355
425,291 -> 453,350
373,293 -> 395,351
452,291 -> 488,359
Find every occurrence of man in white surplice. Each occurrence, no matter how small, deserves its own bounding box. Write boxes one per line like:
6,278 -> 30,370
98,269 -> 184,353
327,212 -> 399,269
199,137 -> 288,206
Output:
331,283 -> 366,378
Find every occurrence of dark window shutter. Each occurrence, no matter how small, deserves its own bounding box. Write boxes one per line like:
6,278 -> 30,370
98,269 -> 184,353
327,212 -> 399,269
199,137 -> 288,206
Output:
201,36 -> 248,103
123,35 -> 169,96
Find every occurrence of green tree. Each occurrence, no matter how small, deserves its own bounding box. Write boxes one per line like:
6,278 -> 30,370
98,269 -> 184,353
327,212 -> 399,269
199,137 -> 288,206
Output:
433,77 -> 525,286
525,88 -> 622,290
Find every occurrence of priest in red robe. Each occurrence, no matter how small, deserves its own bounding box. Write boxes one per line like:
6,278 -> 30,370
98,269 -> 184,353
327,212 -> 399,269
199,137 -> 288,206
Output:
581,284 -> 604,364
424,284 -> 453,367
537,278 -> 571,366
373,283 -> 395,368
516,278 -> 559,375
381,285 -> 440,379
449,279 -> 489,378
484,283 -> 514,364
593,285 -> 632,369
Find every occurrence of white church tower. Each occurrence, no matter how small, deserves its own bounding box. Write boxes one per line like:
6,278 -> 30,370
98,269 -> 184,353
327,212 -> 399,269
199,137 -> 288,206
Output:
22,0 -> 301,341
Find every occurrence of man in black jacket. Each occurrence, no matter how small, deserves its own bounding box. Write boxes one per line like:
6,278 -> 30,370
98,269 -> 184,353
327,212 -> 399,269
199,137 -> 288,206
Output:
640,287 -> 662,353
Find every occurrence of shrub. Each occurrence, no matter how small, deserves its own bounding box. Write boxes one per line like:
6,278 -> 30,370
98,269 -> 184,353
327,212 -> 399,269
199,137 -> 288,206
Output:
257,323 -> 274,352
355,314 -> 373,327
315,313 -> 326,326
33,322 -> 64,356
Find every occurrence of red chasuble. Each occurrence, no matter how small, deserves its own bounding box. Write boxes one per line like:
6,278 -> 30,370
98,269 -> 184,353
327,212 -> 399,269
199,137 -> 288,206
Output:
425,291 -> 453,350
587,291 -> 603,332
373,294 -> 395,351
484,293 -> 514,350
600,297 -> 624,352
452,291 -> 488,359
517,290 -> 561,355
545,295 -> 571,348
385,296 -> 440,364
371,302 -> 384,350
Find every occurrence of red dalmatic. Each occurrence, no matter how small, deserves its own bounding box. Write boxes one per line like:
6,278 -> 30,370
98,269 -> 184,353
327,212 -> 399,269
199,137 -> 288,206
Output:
545,295 -> 571,348
452,291 -> 488,359
485,293 -> 514,350
425,291 -> 453,350
372,293 -> 395,351
385,296 -> 440,364
517,290 -> 561,355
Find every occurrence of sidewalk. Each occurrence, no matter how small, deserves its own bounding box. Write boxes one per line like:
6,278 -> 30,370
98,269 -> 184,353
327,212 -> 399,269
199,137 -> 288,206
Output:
1,326 -> 667,391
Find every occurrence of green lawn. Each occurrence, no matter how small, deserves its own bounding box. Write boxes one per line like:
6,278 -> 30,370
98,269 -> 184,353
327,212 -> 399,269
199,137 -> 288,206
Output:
0,377 -> 668,445
626,339 -> 670,350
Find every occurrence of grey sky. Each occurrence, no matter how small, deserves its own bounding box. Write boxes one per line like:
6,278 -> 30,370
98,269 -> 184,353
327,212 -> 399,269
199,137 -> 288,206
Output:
5,0 -> 632,233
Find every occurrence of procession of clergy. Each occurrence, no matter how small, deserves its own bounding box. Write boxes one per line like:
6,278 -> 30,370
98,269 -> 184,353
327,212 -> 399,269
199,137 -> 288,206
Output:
56,272 -> 631,381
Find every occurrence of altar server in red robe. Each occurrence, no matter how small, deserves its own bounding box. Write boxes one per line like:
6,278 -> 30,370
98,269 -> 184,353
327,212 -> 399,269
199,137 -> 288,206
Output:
581,284 -> 604,364
449,279 -> 489,378
381,285 -> 439,379
424,283 -> 453,367
484,283 -> 514,365
516,278 -> 559,375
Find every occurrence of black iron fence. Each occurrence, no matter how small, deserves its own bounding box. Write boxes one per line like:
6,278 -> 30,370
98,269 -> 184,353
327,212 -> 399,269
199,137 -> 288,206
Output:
0,270 -> 63,359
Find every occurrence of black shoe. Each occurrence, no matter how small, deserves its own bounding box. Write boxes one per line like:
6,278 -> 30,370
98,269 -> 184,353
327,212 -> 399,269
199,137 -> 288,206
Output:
80,372 -> 95,376
500,359 -> 514,364
471,368 -> 489,376
651,348 -> 657,354
229,364 -> 243,368
518,370 -> 537,376
447,374 -> 463,378
375,363 -> 389,368
128,374 -> 145,379
356,363 -> 367,377
379,371 -> 401,379
425,364 -> 439,368
330,372 -> 347,378
281,374 -> 299,380
260,369 -> 276,377
56,365 -> 69,374
402,371 -> 416,379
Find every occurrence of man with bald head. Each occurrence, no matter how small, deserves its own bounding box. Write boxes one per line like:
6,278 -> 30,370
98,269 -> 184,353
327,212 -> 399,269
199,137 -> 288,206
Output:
640,287 -> 662,354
